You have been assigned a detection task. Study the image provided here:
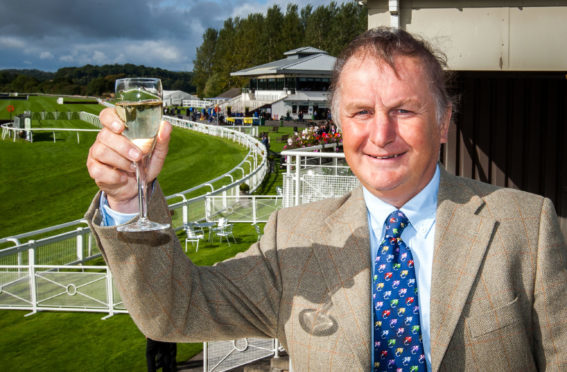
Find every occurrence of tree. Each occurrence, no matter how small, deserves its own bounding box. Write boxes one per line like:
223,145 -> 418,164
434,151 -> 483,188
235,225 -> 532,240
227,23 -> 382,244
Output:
192,28 -> 218,96
262,5 -> 285,61
303,2 -> 338,52
212,18 -> 238,93
203,73 -> 226,98
234,13 -> 266,70
190,2 -> 369,97
281,4 -> 304,52
9,75 -> 40,93
329,2 -> 368,55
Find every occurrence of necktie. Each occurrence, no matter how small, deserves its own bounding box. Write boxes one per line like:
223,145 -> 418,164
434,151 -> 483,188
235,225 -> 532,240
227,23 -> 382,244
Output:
373,210 -> 426,371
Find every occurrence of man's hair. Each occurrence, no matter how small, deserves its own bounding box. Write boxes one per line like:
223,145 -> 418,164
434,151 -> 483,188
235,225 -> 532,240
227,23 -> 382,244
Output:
330,27 -> 453,128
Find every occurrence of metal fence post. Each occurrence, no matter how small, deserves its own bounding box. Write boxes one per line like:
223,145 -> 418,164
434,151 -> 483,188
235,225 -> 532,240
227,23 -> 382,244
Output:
76,227 -> 84,263
295,155 -> 301,206
26,242 -> 37,316
103,268 -> 115,320
274,338 -> 279,358
205,194 -> 211,221
203,342 -> 208,372
252,196 -> 257,224
334,157 -> 338,176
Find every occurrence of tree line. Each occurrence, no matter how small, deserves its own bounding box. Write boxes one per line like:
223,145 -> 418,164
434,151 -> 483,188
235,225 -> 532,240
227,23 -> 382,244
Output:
192,1 -> 367,98
0,65 -> 195,97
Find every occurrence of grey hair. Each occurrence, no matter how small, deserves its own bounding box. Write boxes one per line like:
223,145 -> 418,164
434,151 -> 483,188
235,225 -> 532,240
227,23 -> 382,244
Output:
330,27 -> 454,129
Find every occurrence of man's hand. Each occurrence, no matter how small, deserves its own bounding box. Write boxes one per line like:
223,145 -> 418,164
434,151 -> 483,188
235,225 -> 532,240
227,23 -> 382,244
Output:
87,107 -> 172,213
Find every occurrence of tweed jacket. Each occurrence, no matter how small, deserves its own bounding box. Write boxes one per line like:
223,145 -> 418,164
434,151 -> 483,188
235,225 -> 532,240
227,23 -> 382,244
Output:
85,169 -> 567,371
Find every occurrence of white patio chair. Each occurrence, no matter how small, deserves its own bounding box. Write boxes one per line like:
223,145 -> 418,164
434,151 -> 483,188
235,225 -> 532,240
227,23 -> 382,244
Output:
214,222 -> 236,246
211,217 -> 227,235
185,224 -> 205,252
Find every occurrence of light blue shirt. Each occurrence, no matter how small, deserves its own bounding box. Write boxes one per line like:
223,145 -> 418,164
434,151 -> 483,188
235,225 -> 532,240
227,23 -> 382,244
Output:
99,192 -> 137,226
364,165 -> 440,372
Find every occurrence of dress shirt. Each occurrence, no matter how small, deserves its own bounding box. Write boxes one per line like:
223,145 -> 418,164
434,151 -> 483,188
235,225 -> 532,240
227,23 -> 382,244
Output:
99,192 -> 137,227
364,165 -> 440,372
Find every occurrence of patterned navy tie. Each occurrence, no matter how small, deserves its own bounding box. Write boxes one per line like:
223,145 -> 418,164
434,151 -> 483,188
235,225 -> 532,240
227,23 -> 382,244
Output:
373,210 -> 426,371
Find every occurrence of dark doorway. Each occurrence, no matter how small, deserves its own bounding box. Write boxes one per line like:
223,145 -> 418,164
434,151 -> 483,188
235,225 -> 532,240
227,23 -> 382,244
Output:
442,71 -> 567,238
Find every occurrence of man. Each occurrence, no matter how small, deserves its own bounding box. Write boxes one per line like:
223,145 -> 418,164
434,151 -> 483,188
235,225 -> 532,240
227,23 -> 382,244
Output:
86,27 -> 567,371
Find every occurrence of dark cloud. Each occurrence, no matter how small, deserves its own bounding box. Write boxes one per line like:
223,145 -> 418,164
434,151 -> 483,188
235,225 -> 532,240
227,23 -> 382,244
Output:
0,0 -> 350,71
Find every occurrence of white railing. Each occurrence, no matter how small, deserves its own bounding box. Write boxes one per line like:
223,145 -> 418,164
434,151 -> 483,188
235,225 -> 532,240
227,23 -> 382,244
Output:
280,147 -> 358,208
1,111 -> 103,143
0,115 -> 272,316
80,111 -> 103,127
1,125 -> 99,143
181,99 -> 215,108
1,113 -> 350,371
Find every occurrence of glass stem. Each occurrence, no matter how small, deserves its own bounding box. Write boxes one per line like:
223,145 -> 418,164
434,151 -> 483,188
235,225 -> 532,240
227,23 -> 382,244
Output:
136,156 -> 149,222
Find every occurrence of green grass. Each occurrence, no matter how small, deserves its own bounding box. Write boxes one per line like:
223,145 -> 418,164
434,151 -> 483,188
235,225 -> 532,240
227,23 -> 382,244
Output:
0,95 -> 102,118
0,96 -> 279,371
0,99 -> 248,239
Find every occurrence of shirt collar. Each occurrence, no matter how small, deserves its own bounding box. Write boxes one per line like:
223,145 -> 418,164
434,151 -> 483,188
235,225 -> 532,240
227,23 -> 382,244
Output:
362,165 -> 440,238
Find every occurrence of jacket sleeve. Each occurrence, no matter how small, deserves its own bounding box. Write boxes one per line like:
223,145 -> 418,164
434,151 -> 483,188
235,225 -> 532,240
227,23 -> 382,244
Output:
532,198 -> 567,370
84,183 -> 283,343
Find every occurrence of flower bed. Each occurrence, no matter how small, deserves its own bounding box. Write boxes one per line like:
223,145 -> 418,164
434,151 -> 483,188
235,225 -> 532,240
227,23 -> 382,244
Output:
283,126 -> 342,151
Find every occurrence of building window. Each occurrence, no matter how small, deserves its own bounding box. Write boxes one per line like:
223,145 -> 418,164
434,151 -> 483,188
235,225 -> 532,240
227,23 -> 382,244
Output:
285,77 -> 296,90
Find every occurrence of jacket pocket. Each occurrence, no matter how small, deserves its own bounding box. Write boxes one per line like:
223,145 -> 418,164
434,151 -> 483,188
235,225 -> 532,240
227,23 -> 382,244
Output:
466,296 -> 521,338
463,297 -> 536,370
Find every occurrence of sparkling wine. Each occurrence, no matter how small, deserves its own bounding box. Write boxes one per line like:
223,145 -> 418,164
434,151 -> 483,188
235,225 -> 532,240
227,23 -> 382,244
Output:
115,98 -> 162,154
131,138 -> 155,155
115,78 -> 169,232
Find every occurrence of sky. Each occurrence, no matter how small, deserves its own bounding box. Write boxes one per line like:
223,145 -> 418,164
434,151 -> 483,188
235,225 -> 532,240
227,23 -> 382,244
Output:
0,0 -> 355,73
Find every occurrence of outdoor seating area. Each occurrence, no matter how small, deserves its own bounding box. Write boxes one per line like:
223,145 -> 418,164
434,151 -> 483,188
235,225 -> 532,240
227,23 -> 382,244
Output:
184,224 -> 205,252
184,217 -> 242,251
211,218 -> 236,246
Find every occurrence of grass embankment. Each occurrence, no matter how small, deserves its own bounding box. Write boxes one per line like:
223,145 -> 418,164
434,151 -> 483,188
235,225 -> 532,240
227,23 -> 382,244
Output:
0,96 -> 284,371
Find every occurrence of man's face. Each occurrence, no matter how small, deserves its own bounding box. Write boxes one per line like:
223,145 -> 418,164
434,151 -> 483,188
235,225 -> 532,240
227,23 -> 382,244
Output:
338,53 -> 450,207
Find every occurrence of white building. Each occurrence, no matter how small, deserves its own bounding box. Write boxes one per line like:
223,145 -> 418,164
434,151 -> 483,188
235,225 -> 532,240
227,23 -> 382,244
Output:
163,90 -> 198,106
228,47 -> 336,120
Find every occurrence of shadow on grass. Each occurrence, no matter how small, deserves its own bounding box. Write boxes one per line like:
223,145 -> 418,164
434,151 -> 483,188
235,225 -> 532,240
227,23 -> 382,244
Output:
31,132 -> 61,142
253,152 -> 282,195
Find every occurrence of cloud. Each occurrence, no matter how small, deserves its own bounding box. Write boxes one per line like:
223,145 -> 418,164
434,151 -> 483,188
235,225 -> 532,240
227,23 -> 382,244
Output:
40,51 -> 54,60
0,0 -> 354,71
0,36 -> 26,49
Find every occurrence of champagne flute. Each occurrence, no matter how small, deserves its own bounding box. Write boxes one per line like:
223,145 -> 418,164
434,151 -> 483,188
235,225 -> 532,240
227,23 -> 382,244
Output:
115,77 -> 170,232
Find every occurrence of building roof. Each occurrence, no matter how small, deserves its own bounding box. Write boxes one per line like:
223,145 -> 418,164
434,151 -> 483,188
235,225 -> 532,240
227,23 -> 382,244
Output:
163,90 -> 197,101
215,87 -> 241,99
231,47 -> 336,77
283,46 -> 328,56
274,91 -> 331,104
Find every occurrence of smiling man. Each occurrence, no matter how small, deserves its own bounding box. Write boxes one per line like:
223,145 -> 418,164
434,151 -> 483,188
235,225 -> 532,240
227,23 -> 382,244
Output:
336,50 -> 450,208
86,27 -> 567,371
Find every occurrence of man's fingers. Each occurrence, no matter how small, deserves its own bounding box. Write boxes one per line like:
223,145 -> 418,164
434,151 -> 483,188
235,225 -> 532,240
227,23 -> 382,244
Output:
87,156 -> 129,186
147,121 -> 171,180
90,140 -> 136,173
97,128 -> 142,163
99,107 -> 125,133
153,121 -> 171,159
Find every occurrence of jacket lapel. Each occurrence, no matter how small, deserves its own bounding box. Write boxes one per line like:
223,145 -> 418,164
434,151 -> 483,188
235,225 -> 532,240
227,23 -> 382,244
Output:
311,187 -> 372,369
429,170 -> 497,371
